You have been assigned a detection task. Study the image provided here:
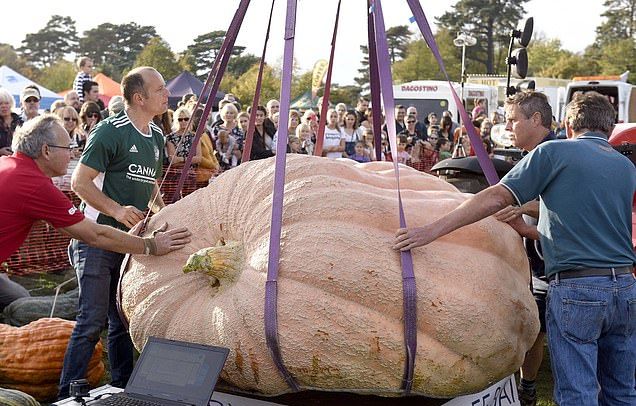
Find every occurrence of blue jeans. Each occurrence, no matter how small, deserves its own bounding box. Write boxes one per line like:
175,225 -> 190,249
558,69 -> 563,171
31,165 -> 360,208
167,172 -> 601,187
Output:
546,272 -> 636,406
59,240 -> 134,397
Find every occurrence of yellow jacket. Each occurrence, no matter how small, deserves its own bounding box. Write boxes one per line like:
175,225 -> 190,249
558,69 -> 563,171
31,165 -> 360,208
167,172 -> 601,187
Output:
196,133 -> 220,183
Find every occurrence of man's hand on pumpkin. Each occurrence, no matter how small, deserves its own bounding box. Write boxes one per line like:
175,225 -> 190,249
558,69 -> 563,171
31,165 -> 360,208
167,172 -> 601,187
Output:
393,226 -> 435,251
494,205 -> 521,223
151,223 -> 192,255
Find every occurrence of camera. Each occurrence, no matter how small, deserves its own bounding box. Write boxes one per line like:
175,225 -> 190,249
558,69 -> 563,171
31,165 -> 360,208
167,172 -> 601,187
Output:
70,379 -> 90,399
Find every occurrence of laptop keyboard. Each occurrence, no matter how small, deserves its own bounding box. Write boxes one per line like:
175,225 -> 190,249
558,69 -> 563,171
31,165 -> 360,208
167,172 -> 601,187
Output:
94,393 -> 165,406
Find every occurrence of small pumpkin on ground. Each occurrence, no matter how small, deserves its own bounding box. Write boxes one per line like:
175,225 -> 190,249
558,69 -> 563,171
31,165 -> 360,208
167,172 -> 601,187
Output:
0,318 -> 104,401
2,288 -> 79,327
0,387 -> 40,406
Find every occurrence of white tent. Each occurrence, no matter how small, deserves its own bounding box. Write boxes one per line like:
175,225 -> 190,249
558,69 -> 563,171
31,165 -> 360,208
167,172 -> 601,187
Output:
0,65 -> 62,110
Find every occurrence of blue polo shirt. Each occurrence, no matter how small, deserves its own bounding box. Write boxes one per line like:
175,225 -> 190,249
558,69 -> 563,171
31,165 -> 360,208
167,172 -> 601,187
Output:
500,132 -> 636,277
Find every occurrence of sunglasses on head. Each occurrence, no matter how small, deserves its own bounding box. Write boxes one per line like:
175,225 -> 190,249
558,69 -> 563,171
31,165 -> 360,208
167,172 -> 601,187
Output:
63,117 -> 78,122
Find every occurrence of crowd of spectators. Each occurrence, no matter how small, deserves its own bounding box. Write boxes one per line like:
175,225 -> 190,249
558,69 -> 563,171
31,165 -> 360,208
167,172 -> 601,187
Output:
0,58 -> 573,198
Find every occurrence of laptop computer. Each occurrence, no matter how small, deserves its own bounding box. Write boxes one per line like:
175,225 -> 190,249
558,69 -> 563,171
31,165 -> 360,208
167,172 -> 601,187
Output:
92,336 -> 229,406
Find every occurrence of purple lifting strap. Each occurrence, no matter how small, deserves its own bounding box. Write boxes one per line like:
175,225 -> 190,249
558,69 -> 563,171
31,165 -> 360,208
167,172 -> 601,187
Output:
313,0 -> 342,157
366,0 -> 383,161
371,0 -> 418,394
242,0 -> 276,163
264,0 -> 301,392
406,0 -> 500,186
171,0 -> 251,203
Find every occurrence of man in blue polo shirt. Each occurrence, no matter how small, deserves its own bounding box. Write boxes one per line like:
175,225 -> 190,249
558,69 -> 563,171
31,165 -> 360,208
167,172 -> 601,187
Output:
393,91 -> 635,406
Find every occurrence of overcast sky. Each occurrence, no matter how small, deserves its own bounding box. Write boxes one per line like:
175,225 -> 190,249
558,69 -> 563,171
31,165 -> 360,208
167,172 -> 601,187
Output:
6,0 -> 604,85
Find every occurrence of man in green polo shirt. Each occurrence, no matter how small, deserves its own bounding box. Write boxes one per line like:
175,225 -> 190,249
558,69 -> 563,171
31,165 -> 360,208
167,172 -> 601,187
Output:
59,67 -> 173,398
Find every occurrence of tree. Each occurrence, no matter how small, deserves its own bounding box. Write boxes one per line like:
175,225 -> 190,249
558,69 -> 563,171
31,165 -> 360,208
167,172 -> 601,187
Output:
354,45 -> 370,88
595,38 -> 636,81
437,0 -> 528,74
386,25 -> 412,64
0,44 -> 34,77
79,23 -> 119,66
526,36 -> 571,77
291,70 -> 313,102
229,64 -> 280,107
37,60 -> 76,92
19,15 -> 78,68
186,31 -> 246,78
329,84 -> 363,106
135,37 -> 181,80
227,54 -> 260,77
115,23 -> 159,74
354,25 -> 414,87
595,0 -> 636,47
78,22 -> 157,81
392,29 -> 464,83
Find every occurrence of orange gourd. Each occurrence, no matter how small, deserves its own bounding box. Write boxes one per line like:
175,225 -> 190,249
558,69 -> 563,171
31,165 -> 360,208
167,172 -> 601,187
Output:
122,155 -> 539,397
0,317 -> 104,401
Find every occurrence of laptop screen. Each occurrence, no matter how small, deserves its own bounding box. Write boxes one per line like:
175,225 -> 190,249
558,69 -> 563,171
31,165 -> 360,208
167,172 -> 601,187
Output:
126,337 -> 229,406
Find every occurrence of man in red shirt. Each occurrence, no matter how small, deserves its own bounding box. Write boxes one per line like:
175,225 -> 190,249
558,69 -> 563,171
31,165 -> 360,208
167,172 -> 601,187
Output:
0,114 -> 191,307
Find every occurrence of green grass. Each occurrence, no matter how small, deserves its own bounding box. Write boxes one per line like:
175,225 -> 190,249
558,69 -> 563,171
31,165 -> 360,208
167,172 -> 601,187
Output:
536,344 -> 557,406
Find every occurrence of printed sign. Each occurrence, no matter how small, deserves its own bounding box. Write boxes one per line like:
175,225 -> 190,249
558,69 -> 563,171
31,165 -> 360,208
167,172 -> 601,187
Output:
441,375 -> 520,406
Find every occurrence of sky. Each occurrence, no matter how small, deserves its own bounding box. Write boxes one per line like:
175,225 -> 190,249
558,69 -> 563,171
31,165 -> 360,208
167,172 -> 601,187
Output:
5,0 -> 605,85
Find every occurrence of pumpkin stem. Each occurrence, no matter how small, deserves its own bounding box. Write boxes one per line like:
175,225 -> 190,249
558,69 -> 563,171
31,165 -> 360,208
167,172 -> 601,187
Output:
183,241 -> 243,286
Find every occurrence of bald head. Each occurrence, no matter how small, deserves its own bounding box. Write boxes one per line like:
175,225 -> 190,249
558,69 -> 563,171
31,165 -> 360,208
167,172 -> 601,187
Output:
121,67 -> 159,104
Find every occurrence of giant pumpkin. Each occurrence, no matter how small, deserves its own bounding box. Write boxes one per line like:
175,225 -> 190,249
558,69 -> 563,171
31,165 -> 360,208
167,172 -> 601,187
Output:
122,155 -> 539,398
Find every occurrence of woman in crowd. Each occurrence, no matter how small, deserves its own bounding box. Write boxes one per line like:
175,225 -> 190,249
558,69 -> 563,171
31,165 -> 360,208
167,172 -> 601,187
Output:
191,108 -> 219,187
335,103 -> 347,126
249,105 -> 275,161
78,101 -> 102,147
439,115 -> 454,144
56,106 -> 83,152
296,123 -> 314,155
237,112 -> 250,134
213,103 -> 244,149
322,108 -> 345,159
164,107 -> 202,198
399,114 -> 424,144
0,88 -> 23,156
288,110 -> 301,138
342,111 -> 363,158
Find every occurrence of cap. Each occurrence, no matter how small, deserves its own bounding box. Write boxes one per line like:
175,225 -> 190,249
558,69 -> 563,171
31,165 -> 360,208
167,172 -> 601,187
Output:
21,88 -> 40,101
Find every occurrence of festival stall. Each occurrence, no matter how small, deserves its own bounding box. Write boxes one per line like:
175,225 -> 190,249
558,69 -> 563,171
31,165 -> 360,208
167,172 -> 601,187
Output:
0,65 -> 62,110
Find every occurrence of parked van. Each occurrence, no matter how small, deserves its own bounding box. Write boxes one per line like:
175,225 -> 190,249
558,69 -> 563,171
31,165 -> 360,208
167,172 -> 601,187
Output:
564,75 -> 636,123
393,80 -> 498,121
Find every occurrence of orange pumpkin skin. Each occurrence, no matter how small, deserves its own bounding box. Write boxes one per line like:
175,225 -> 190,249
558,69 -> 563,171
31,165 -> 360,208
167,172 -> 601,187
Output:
122,155 -> 539,397
0,317 -> 105,401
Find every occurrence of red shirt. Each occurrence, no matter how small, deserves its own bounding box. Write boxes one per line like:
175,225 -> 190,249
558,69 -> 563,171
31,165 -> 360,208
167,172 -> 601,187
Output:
0,152 -> 84,262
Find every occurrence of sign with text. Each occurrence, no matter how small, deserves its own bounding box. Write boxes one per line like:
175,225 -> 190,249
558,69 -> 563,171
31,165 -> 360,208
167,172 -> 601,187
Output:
442,375 -> 520,406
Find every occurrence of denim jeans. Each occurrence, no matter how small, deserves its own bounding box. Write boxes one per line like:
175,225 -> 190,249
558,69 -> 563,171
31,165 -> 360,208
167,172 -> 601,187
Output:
58,240 -> 134,397
546,272 -> 636,406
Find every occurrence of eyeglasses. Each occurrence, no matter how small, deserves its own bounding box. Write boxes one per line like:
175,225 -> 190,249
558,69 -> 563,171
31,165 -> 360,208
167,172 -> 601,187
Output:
48,144 -> 77,152
177,117 -> 190,122
87,112 -> 100,118
24,98 -> 39,103
63,117 -> 79,122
